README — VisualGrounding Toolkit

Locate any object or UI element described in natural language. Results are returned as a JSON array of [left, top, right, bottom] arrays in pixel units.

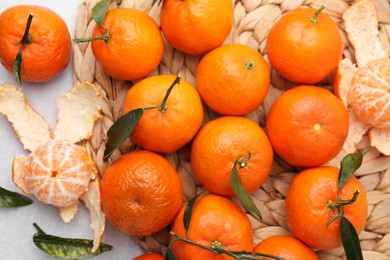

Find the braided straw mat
[[73, 0, 390, 259]]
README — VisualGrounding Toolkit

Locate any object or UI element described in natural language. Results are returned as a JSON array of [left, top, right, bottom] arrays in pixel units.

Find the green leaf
[[338, 151, 364, 191], [340, 217, 363, 260], [33, 223, 112, 259], [183, 193, 201, 238], [103, 108, 144, 160], [230, 167, 261, 219], [165, 246, 176, 260], [92, 0, 111, 26], [0, 186, 33, 207], [13, 48, 23, 85]]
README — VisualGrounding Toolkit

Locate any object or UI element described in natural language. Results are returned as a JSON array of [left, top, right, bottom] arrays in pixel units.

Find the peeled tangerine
[[0, 81, 105, 252]]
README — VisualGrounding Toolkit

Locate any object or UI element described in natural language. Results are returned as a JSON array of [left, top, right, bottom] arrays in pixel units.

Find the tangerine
[[253, 236, 318, 260], [133, 253, 164, 260], [191, 116, 273, 197], [348, 58, 390, 128], [266, 85, 349, 167], [91, 8, 164, 81], [266, 6, 342, 84], [160, 0, 234, 55], [0, 5, 71, 83], [285, 166, 368, 250], [122, 75, 204, 154], [170, 194, 253, 260], [196, 43, 270, 115], [13, 139, 96, 208], [100, 150, 183, 236]]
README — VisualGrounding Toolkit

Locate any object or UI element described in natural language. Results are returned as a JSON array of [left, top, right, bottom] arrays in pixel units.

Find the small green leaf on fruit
[[92, 0, 112, 26], [0, 186, 33, 207], [340, 217, 363, 260], [183, 193, 201, 238], [33, 223, 112, 259], [231, 166, 261, 219], [103, 108, 143, 160], [338, 151, 365, 190], [13, 49, 23, 85], [165, 246, 176, 260]]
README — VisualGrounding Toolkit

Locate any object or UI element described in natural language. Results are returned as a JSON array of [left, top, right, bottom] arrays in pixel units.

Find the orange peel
[[0, 83, 53, 151], [0, 81, 105, 252], [54, 81, 103, 143], [343, 0, 388, 67]]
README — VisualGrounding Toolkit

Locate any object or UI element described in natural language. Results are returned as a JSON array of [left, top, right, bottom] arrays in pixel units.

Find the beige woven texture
[[73, 0, 390, 259]]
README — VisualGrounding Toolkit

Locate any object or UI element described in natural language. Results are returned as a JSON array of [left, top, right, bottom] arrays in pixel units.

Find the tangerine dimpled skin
[[91, 8, 164, 81], [191, 116, 273, 197], [100, 150, 184, 236], [266, 85, 349, 167], [266, 7, 343, 84], [285, 166, 368, 250], [0, 5, 71, 82]]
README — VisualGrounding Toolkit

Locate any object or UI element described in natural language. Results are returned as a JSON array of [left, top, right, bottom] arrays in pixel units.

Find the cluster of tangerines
[[0, 1, 375, 260]]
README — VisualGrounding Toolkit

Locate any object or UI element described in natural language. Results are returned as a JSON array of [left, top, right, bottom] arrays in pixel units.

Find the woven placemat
[[73, 0, 390, 259]]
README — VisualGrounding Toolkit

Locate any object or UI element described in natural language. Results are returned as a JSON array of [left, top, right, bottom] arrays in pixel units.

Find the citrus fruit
[[196, 43, 270, 115], [100, 150, 183, 236], [122, 75, 204, 154], [170, 194, 253, 260], [0, 5, 71, 83], [160, 0, 234, 55], [253, 235, 318, 260], [348, 58, 390, 128], [91, 8, 164, 81], [133, 253, 164, 260], [266, 85, 349, 167], [285, 166, 368, 250], [266, 6, 342, 84], [12, 139, 96, 208], [191, 116, 273, 197]]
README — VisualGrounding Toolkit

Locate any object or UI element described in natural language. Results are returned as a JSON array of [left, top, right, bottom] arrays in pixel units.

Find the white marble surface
[[0, 1, 144, 259]]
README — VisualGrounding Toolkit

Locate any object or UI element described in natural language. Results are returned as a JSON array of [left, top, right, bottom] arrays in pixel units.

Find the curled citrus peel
[[329, 0, 390, 162], [0, 81, 105, 252]]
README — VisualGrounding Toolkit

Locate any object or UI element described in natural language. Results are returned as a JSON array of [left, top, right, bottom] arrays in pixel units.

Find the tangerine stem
[[158, 74, 181, 113], [20, 13, 33, 46], [328, 190, 360, 210], [310, 5, 326, 23], [73, 25, 110, 43], [236, 152, 252, 169]]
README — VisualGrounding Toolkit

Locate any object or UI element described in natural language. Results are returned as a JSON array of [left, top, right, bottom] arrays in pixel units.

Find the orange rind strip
[[0, 84, 53, 152], [54, 81, 103, 143]]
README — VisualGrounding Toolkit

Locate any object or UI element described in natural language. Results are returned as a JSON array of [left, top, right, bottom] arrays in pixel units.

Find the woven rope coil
[[73, 0, 390, 259]]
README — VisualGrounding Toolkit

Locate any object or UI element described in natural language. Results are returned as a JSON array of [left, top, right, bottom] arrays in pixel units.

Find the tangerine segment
[[191, 116, 273, 197], [348, 59, 390, 128], [286, 166, 368, 250], [23, 140, 96, 208], [171, 194, 253, 260], [266, 85, 349, 167]]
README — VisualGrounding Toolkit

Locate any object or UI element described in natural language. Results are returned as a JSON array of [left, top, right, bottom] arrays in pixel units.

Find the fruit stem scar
[[158, 74, 181, 113], [313, 122, 321, 131], [236, 152, 252, 169], [245, 60, 255, 70], [310, 5, 326, 23]]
